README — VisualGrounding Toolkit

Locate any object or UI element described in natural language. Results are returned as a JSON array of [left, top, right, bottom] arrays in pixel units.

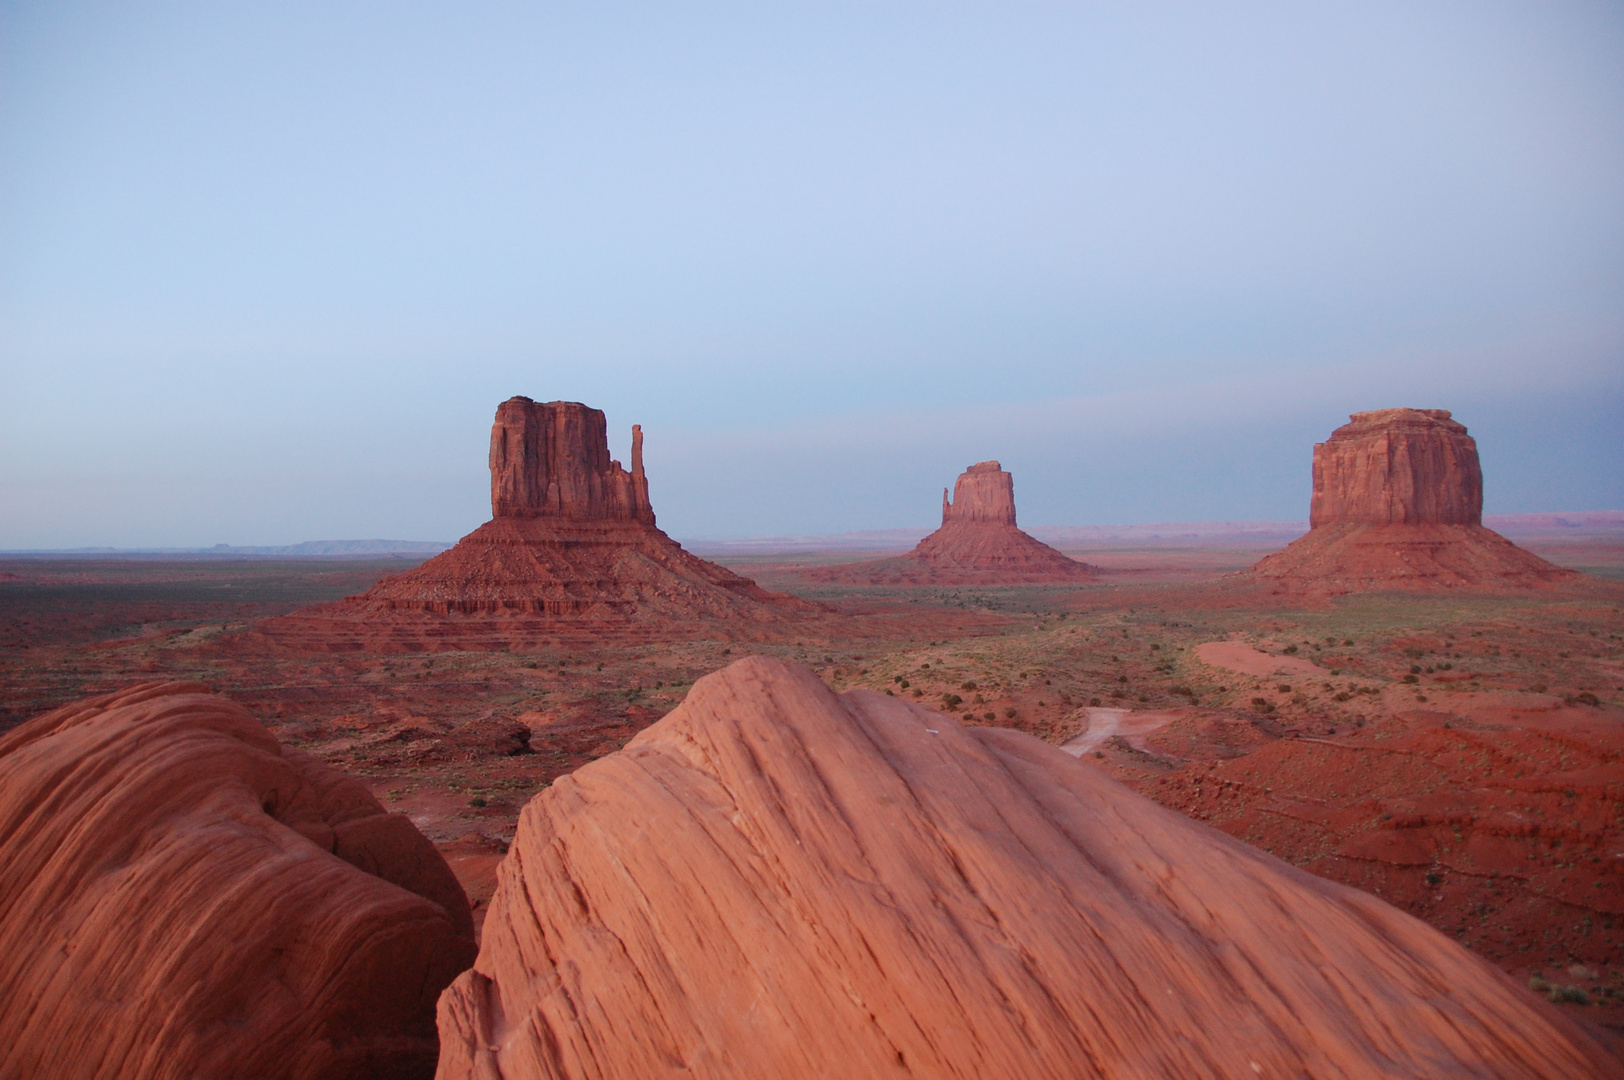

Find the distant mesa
[[232, 397, 816, 651], [435, 656, 1615, 1080], [1249, 408, 1574, 592], [0, 682, 474, 1080], [812, 460, 1098, 585]]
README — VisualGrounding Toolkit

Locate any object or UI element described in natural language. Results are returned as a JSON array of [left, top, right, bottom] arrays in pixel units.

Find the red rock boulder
[[0, 682, 476, 1080], [435, 657, 1616, 1080]]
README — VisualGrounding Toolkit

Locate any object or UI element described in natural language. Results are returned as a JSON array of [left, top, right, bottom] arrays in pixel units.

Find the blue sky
[[3, 2, 1620, 546]]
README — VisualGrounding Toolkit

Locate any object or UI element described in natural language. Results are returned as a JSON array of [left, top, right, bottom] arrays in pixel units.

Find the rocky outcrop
[[815, 461, 1096, 584], [229, 399, 817, 650], [940, 460, 1016, 524], [1310, 409, 1482, 526], [1251, 409, 1573, 593], [435, 657, 1617, 1079], [489, 398, 653, 524], [0, 682, 475, 1080]]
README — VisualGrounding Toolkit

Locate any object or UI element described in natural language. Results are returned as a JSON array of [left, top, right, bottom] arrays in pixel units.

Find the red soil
[[1250, 523, 1576, 594]]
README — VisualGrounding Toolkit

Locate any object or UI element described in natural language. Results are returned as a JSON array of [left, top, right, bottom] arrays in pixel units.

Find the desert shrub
[[468, 796, 487, 808], [911, 688, 922, 697], [1283, 645, 1298, 654], [1403, 674, 1419, 684], [1574, 692, 1601, 706], [1277, 683, 1291, 694], [1410, 664, 1422, 674], [1334, 691, 1352, 702], [1551, 985, 1591, 1005], [1528, 682, 1547, 692], [899, 679, 910, 689], [982, 712, 994, 721], [1089, 697, 1101, 706], [1171, 685, 1195, 698], [1344, 638, 1354, 645], [1118, 674, 1128, 683], [1251, 698, 1275, 713], [942, 693, 962, 708], [1005, 707, 1016, 718], [1425, 872, 1442, 886], [960, 681, 977, 690]]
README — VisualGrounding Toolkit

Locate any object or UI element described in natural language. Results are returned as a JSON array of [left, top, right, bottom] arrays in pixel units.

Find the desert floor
[[3, 536, 1621, 1036]]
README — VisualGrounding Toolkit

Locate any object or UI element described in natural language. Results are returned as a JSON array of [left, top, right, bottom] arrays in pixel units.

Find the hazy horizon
[[4, 3, 1621, 548]]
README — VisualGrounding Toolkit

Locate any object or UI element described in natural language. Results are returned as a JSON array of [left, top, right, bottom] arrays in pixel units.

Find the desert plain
[[4, 515, 1621, 1032]]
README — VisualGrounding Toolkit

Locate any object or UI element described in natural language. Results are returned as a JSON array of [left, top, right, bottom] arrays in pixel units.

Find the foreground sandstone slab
[[0, 682, 477, 1080], [436, 656, 1618, 1079]]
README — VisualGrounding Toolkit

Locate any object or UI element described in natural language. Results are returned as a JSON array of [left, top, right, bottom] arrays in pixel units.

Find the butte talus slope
[[816, 460, 1098, 585], [1250, 408, 1575, 593], [0, 682, 475, 1080], [435, 656, 1617, 1080], [240, 398, 816, 651]]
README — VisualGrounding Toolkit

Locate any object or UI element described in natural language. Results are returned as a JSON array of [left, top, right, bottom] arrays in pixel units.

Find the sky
[[2, 1, 1621, 547]]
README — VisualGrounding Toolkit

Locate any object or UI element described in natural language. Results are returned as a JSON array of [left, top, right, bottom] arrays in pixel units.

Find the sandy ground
[[4, 540, 1623, 1033]]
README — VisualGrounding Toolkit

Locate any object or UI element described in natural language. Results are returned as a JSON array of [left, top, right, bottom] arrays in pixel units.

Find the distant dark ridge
[[0, 539, 453, 559]]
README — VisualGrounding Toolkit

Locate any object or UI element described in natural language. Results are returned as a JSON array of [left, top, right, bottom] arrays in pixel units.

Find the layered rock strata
[[233, 398, 814, 650], [435, 656, 1616, 1080], [815, 461, 1096, 585], [0, 682, 475, 1080], [489, 398, 653, 523], [1251, 409, 1573, 592]]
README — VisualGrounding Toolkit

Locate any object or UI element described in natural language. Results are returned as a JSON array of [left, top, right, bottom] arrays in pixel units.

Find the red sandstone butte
[[816, 461, 1097, 585], [434, 656, 1617, 1080], [0, 682, 476, 1080], [1251, 409, 1574, 593], [233, 398, 815, 651]]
